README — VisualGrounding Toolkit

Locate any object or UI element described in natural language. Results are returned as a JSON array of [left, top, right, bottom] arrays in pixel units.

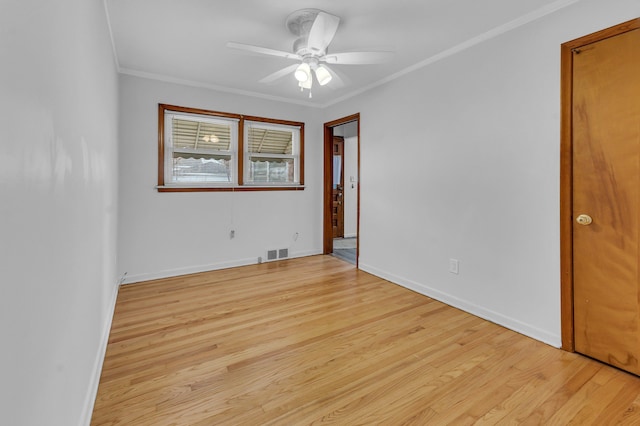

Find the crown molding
[[321, 0, 581, 107], [107, 0, 581, 109]]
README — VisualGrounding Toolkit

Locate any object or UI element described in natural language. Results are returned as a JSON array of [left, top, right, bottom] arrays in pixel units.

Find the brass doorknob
[[576, 214, 593, 226]]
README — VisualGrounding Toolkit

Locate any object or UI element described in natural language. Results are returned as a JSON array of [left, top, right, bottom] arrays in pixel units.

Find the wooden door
[[332, 137, 344, 238], [572, 27, 640, 374]]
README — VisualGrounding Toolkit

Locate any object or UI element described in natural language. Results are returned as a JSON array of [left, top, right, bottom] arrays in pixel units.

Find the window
[[244, 121, 300, 185], [164, 112, 238, 185], [158, 104, 304, 192]]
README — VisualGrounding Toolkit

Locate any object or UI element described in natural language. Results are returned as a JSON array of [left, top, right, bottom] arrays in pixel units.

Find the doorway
[[324, 114, 360, 266], [560, 18, 640, 374]]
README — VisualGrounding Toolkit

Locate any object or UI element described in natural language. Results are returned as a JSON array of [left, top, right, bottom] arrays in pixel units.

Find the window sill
[[156, 185, 306, 192]]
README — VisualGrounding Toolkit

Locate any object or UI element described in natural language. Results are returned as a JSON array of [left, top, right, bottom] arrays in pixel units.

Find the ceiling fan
[[227, 9, 393, 98]]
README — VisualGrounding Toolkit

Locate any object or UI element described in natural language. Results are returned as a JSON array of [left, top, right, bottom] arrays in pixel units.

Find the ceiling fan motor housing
[[287, 9, 327, 57], [293, 37, 325, 57], [286, 9, 322, 36]]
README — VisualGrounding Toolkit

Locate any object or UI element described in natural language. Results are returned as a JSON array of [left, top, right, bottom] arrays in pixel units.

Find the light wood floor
[[92, 255, 640, 425]]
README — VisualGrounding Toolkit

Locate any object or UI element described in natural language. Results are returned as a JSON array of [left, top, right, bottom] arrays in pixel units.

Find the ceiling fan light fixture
[[298, 77, 312, 90], [294, 62, 311, 82], [315, 65, 332, 86]]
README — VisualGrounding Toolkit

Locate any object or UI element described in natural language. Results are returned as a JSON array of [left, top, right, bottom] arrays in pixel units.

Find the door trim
[[560, 18, 640, 351], [323, 113, 360, 265]]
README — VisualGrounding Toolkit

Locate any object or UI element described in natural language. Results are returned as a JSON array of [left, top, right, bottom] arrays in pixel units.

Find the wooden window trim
[[158, 104, 305, 192]]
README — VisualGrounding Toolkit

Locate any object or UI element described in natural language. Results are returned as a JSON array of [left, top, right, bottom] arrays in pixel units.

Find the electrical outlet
[[449, 259, 459, 274]]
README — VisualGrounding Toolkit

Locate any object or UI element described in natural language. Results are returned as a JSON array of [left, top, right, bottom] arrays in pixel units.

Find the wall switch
[[449, 258, 459, 274]]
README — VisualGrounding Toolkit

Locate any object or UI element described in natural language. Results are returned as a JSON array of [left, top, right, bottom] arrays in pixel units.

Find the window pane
[[249, 158, 294, 183], [247, 127, 293, 155], [333, 155, 342, 189], [173, 156, 231, 183], [244, 121, 299, 184], [165, 112, 237, 185], [172, 118, 231, 151]]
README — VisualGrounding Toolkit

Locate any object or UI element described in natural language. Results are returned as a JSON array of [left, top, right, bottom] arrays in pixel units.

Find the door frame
[[323, 113, 360, 265], [559, 18, 640, 352]]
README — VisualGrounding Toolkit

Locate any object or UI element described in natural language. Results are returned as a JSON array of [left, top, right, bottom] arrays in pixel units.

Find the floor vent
[[266, 248, 289, 262], [266, 249, 278, 261]]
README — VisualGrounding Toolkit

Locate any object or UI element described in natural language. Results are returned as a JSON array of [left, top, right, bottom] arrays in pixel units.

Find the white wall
[[343, 136, 359, 238], [0, 1, 119, 425], [117, 75, 323, 283], [323, 0, 639, 347]]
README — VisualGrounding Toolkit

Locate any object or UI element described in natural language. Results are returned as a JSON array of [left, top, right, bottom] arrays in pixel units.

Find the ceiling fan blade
[[259, 64, 300, 84], [226, 42, 301, 60], [322, 51, 394, 65], [307, 11, 340, 53]]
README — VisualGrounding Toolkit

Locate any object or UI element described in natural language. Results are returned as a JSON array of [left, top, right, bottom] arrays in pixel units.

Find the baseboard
[[78, 280, 120, 426], [358, 261, 561, 348], [123, 249, 323, 284]]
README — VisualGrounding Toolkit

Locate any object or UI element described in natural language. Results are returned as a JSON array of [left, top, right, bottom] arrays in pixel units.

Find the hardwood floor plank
[[566, 372, 630, 424], [91, 255, 640, 425], [616, 393, 640, 425], [593, 380, 640, 424], [544, 366, 621, 424]]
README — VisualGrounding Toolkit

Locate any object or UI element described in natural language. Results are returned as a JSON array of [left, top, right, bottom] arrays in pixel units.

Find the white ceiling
[[105, 0, 574, 106]]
